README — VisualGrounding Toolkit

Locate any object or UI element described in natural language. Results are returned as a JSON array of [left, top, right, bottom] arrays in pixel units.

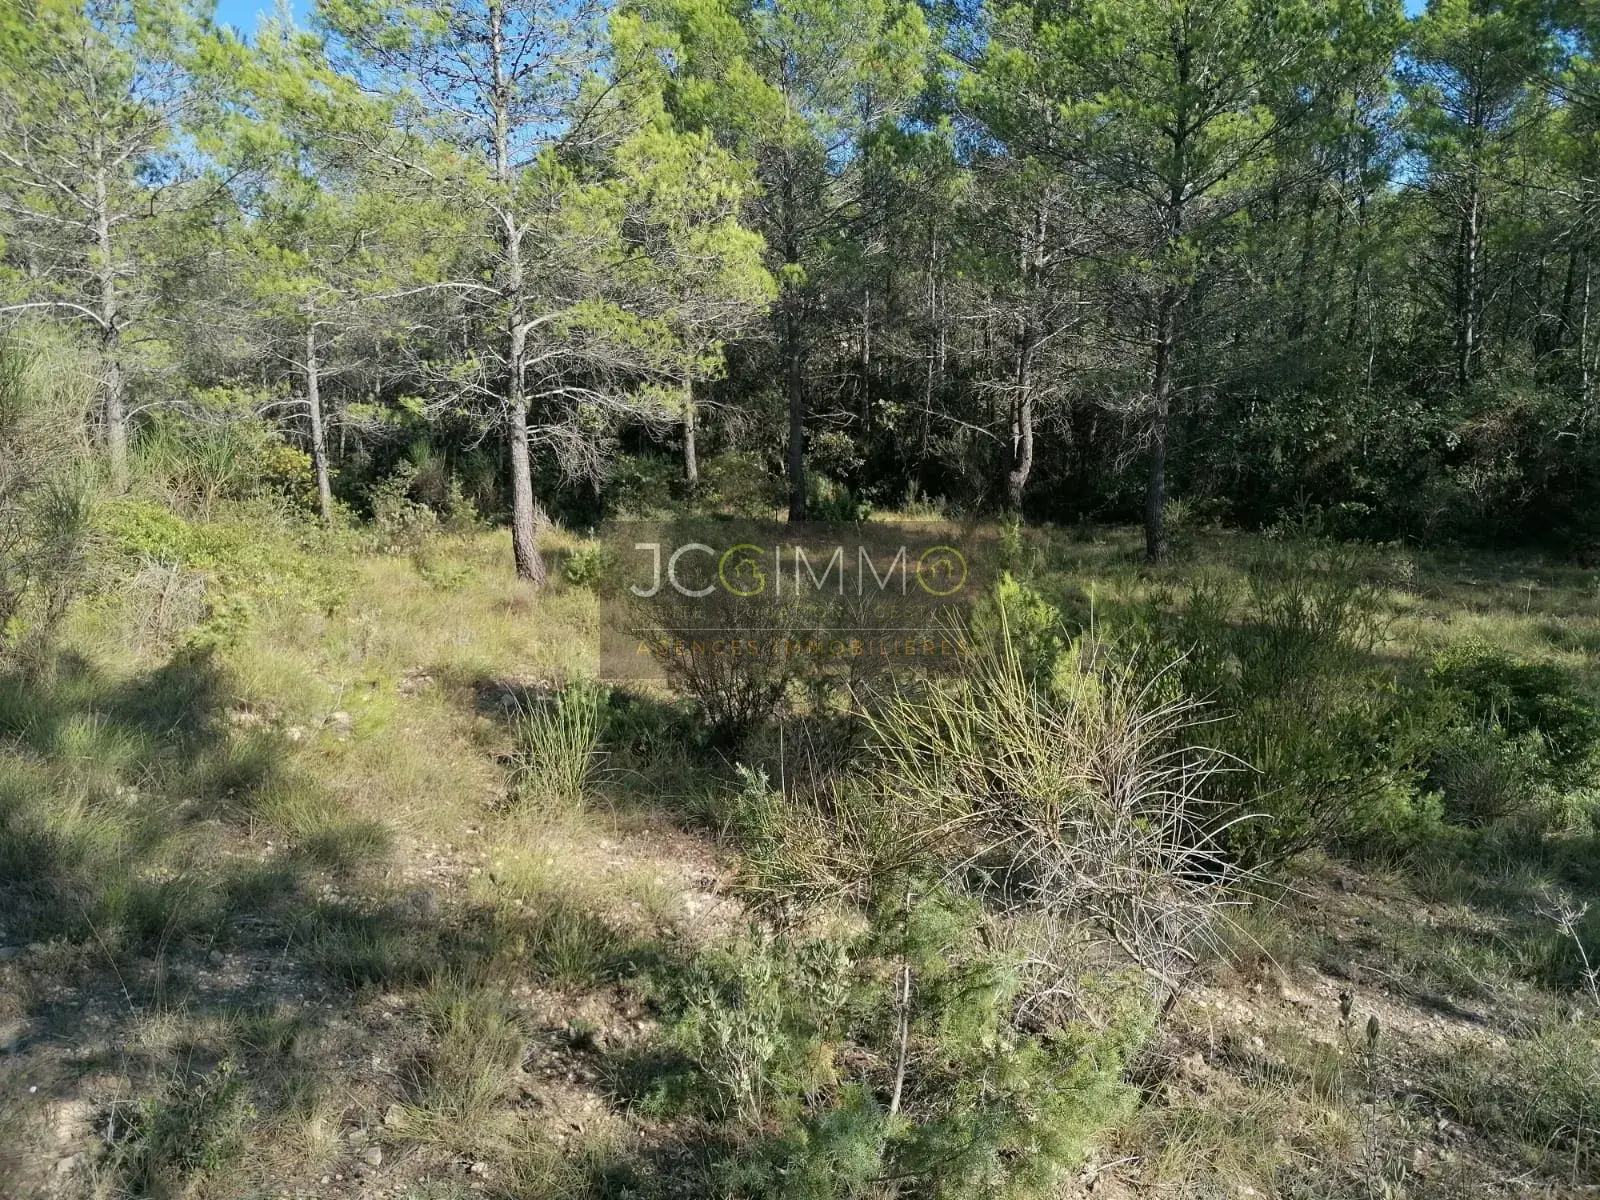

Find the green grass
[[5, 517, 1600, 1199]]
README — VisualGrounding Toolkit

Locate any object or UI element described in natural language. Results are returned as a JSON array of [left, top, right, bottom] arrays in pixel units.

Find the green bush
[[1164, 542, 1440, 862], [96, 498, 347, 646], [367, 460, 439, 552], [699, 450, 784, 517], [805, 473, 871, 524], [658, 889, 1147, 1200], [969, 572, 1064, 687], [133, 404, 316, 517], [634, 587, 806, 746], [562, 539, 614, 589], [1432, 639, 1600, 789], [608, 452, 680, 516], [114, 1058, 255, 1190], [1428, 724, 1551, 829]]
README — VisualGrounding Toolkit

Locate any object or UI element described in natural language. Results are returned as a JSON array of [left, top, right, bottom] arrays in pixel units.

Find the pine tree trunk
[[1146, 290, 1177, 563], [1005, 321, 1035, 511], [491, 0, 543, 585], [507, 317, 546, 586], [306, 324, 334, 525], [94, 155, 127, 492], [1458, 170, 1482, 390], [784, 298, 807, 521], [682, 374, 698, 493]]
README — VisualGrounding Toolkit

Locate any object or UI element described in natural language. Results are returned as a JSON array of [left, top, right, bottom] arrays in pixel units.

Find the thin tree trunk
[[860, 286, 871, 429], [784, 295, 807, 521], [1458, 169, 1482, 390], [103, 355, 127, 491], [1005, 322, 1035, 511], [491, 0, 544, 585], [93, 154, 127, 492], [1292, 183, 1317, 340], [1146, 14, 1188, 564], [507, 318, 546, 586], [682, 374, 698, 492], [305, 323, 333, 524], [1582, 258, 1593, 411], [918, 233, 939, 479], [1146, 289, 1177, 563], [1560, 239, 1579, 350]]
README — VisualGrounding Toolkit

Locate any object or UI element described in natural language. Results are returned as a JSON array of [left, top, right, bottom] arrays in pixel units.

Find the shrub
[[0, 337, 93, 662], [806, 473, 871, 524], [661, 890, 1148, 1200], [634, 587, 807, 746], [1167, 539, 1440, 862], [969, 572, 1063, 687], [872, 630, 1239, 993], [96, 499, 347, 646], [608, 452, 680, 516], [1432, 639, 1600, 790], [1428, 724, 1550, 829], [367, 460, 439, 553], [562, 539, 613, 589], [699, 450, 784, 517], [114, 1059, 255, 1190], [133, 402, 315, 517]]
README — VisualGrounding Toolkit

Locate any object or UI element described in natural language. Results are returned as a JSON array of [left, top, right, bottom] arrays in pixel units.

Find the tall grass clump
[[869, 626, 1244, 1002], [508, 680, 603, 812]]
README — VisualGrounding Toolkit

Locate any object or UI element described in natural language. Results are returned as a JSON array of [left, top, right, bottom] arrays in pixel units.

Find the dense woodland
[[10, 3, 1600, 1199], [5, 0, 1600, 569]]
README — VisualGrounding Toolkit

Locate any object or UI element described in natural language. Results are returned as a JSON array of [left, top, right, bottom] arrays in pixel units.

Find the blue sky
[[213, 0, 311, 37], [213, 0, 1432, 39]]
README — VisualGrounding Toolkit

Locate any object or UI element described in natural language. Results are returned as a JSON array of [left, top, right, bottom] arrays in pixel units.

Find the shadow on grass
[[0, 647, 506, 1196]]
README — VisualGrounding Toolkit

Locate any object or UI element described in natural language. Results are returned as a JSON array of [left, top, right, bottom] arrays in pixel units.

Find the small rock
[[469, 1161, 489, 1176], [54, 1154, 85, 1175], [207, 949, 225, 966], [383, 1103, 404, 1128], [54, 1099, 94, 1141], [362, 1145, 383, 1167]]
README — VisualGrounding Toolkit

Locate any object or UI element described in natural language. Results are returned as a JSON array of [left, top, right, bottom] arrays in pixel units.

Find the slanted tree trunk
[[681, 374, 698, 492], [1005, 319, 1035, 511], [305, 323, 334, 524]]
